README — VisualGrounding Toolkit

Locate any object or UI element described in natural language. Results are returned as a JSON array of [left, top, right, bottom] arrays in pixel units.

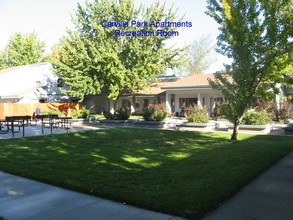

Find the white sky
[[0, 0, 229, 73]]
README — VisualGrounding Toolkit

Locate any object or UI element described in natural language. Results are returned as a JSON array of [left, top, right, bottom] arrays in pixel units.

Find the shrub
[[71, 107, 91, 119], [185, 105, 209, 123], [142, 108, 154, 121], [255, 99, 279, 121], [103, 111, 115, 120], [115, 107, 131, 120], [42, 109, 63, 116], [103, 107, 131, 120], [242, 110, 271, 125], [279, 101, 293, 123], [142, 103, 168, 121]]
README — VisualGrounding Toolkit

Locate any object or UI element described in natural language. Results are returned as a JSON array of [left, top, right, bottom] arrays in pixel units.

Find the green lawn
[[1, 128, 293, 219]]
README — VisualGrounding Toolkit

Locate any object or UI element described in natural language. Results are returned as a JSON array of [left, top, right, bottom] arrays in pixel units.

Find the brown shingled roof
[[131, 81, 173, 96], [162, 73, 216, 89]]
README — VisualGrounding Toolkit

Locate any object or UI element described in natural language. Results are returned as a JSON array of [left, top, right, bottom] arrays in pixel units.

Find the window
[[57, 78, 63, 87]]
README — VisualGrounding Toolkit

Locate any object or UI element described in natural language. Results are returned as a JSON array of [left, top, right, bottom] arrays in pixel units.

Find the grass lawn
[[0, 128, 293, 219]]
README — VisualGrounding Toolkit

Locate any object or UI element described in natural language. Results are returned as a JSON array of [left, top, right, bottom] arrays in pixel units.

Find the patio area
[[0, 123, 99, 139]]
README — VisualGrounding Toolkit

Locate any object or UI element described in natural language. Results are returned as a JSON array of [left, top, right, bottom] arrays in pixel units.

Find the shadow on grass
[[0, 128, 293, 219]]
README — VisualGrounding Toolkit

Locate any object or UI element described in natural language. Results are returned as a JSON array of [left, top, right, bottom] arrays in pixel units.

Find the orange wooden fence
[[0, 103, 81, 119]]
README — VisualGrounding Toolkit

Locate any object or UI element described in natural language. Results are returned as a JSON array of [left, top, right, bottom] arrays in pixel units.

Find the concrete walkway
[[0, 124, 101, 139], [0, 172, 183, 220], [203, 151, 293, 220]]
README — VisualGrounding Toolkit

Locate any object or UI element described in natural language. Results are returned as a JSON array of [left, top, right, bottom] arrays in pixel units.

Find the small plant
[[142, 108, 154, 121], [142, 103, 168, 121], [71, 107, 91, 119], [242, 110, 271, 125], [185, 105, 209, 123], [115, 107, 131, 120], [255, 99, 279, 121], [103, 111, 115, 120], [103, 107, 131, 120], [43, 109, 63, 116]]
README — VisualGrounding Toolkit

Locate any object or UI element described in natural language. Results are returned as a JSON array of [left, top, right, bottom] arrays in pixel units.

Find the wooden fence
[[0, 103, 81, 119]]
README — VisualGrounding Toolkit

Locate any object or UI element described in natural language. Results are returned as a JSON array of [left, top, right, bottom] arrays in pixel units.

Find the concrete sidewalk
[[0, 172, 184, 220], [203, 151, 293, 220]]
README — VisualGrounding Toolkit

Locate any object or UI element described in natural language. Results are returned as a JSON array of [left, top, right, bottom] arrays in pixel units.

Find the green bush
[[142, 108, 154, 121], [103, 107, 131, 120], [279, 101, 292, 123], [142, 103, 168, 121], [116, 107, 131, 120], [42, 109, 63, 116], [71, 107, 91, 119], [185, 105, 209, 123], [242, 110, 271, 125]]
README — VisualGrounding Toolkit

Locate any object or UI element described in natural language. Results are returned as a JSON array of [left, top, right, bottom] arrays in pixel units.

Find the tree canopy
[[206, 0, 293, 140], [51, 0, 185, 101], [0, 32, 46, 69]]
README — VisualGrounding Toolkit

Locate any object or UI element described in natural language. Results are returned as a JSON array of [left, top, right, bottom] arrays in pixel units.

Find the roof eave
[[162, 86, 212, 90]]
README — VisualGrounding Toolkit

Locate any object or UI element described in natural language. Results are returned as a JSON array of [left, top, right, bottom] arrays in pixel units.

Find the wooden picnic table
[[36, 115, 59, 134], [58, 116, 72, 132], [0, 119, 9, 134], [36, 115, 72, 134], [5, 115, 31, 138]]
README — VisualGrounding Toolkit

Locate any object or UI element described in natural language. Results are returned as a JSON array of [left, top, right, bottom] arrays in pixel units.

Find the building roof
[[141, 81, 174, 95], [130, 73, 224, 96], [0, 66, 22, 75], [161, 73, 216, 89], [123, 80, 177, 97]]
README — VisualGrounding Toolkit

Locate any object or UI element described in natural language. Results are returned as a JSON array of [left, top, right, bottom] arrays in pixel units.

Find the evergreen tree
[[206, 0, 292, 140], [52, 0, 184, 101], [0, 32, 46, 69]]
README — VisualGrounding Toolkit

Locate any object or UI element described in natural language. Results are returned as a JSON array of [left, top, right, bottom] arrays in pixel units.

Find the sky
[[0, 0, 229, 73]]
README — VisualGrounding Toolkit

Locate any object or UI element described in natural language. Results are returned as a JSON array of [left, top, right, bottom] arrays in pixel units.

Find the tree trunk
[[231, 118, 241, 140]]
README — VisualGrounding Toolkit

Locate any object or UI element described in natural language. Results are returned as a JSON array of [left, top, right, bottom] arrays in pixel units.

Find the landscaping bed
[[0, 128, 293, 219], [176, 122, 215, 131], [227, 124, 272, 134]]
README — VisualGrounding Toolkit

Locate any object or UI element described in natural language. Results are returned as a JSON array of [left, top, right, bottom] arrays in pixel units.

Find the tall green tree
[[187, 35, 215, 75], [0, 32, 46, 69], [52, 0, 184, 101], [206, 0, 292, 140]]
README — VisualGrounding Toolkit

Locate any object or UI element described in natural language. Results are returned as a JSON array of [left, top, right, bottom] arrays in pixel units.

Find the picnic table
[[36, 115, 72, 134], [3, 116, 32, 137], [0, 119, 9, 134], [0, 115, 72, 137]]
